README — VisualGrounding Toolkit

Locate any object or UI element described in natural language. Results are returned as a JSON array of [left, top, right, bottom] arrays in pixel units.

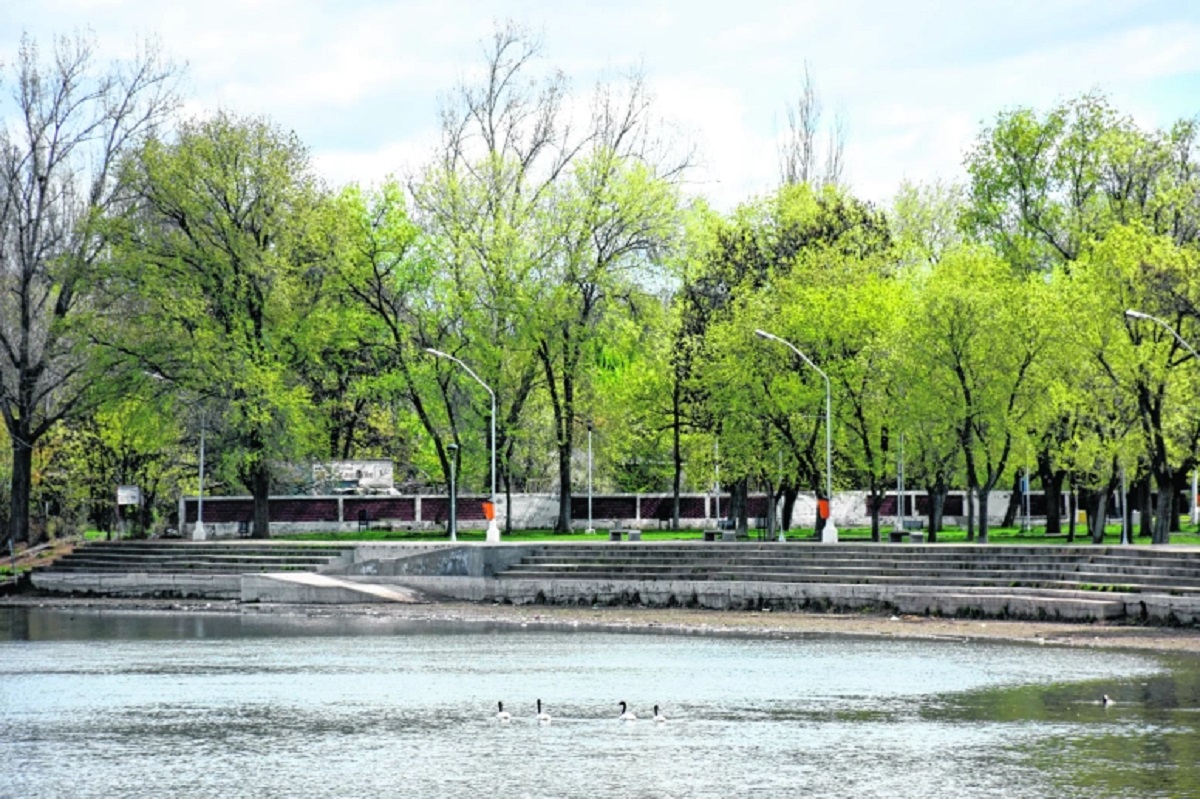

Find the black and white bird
[[618, 701, 637, 721], [536, 699, 552, 723], [653, 704, 667, 723], [496, 701, 511, 721]]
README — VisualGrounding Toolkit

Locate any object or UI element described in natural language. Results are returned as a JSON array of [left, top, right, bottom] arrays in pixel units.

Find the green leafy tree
[[106, 112, 328, 537]]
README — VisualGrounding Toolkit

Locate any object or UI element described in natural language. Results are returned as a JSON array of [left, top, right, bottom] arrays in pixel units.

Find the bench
[[609, 529, 641, 542], [704, 529, 746, 542]]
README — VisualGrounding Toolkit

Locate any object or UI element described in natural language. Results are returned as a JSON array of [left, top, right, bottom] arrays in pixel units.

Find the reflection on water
[[1, 607, 1199, 798]]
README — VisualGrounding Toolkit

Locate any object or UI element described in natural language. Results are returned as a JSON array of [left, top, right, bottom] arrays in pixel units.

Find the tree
[[537, 150, 681, 532], [0, 33, 179, 544], [106, 112, 328, 537], [412, 23, 685, 533], [905, 245, 1052, 541], [777, 63, 844, 188]]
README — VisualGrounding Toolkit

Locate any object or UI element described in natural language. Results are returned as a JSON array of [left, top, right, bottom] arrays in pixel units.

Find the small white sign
[[117, 485, 141, 505]]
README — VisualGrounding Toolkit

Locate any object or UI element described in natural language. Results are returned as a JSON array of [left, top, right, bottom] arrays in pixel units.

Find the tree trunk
[[1137, 475, 1153, 538], [731, 478, 748, 535], [977, 486, 991, 543], [1001, 472, 1022, 528], [926, 488, 945, 544], [1152, 471, 1172, 544], [1042, 467, 1066, 536], [1066, 486, 1077, 543], [868, 484, 882, 543], [555, 434, 573, 534], [251, 458, 271, 539], [8, 438, 33, 545], [781, 484, 798, 530], [966, 486, 976, 542], [1088, 490, 1109, 543]]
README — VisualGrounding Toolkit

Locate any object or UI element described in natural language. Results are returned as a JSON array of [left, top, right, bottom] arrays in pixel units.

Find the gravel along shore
[[5, 596, 1200, 654]]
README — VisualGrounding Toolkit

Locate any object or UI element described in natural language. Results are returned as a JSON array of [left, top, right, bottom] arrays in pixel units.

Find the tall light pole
[[447, 442, 458, 542], [194, 419, 207, 540], [426, 349, 499, 542], [893, 433, 905, 535], [755, 329, 837, 542], [586, 421, 594, 534], [1126, 309, 1200, 535]]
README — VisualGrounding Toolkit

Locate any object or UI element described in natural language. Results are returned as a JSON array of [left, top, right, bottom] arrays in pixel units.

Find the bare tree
[[0, 33, 179, 544], [778, 64, 845, 188], [411, 22, 689, 533]]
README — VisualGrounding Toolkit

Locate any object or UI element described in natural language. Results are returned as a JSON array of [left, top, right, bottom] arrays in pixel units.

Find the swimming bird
[[496, 701, 511, 721], [618, 701, 637, 721], [1102, 694, 1115, 706], [536, 699, 552, 723], [653, 704, 666, 723]]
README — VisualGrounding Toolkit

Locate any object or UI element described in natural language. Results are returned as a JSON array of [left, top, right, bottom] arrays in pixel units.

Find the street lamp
[[755, 329, 838, 542], [1126, 309, 1200, 530], [426, 348, 499, 542], [586, 421, 595, 534], [447, 442, 459, 542], [194, 421, 207, 540]]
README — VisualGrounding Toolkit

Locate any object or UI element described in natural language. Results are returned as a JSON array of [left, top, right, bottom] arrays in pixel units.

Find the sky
[[3, 0, 1199, 208]]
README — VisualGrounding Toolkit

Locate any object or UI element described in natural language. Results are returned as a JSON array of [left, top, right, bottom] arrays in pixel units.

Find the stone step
[[507, 558, 1200, 584], [890, 591, 1127, 621], [518, 547, 1200, 568], [496, 566, 1200, 594], [54, 554, 337, 567], [515, 552, 1200, 574]]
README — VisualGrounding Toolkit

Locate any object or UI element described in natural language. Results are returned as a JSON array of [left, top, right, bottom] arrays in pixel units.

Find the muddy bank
[[5, 594, 1200, 654]]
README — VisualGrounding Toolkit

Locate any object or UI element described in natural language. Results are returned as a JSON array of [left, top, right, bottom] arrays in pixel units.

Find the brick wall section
[[343, 498, 416, 522], [422, 497, 489, 523]]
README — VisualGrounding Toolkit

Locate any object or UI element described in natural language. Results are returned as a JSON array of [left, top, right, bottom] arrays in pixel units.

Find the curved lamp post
[[447, 442, 458, 542], [426, 349, 499, 542], [1125, 309, 1200, 531], [586, 421, 595, 534], [755, 329, 838, 542]]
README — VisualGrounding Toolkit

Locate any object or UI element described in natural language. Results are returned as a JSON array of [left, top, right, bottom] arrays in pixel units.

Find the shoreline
[[6, 595, 1200, 654]]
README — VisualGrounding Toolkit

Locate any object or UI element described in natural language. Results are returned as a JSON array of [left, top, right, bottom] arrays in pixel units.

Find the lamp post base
[[486, 519, 500, 543], [822, 521, 838, 543], [193, 522, 207, 541]]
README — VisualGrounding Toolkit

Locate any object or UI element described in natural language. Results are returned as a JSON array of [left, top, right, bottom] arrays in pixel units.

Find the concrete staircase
[[31, 540, 356, 599], [493, 543, 1200, 622]]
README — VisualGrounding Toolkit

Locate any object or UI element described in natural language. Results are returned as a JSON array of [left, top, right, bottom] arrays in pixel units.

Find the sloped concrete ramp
[[241, 573, 428, 604]]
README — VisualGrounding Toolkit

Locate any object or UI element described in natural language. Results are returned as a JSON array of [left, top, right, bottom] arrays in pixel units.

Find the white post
[[1121, 466, 1129, 545], [894, 433, 904, 534], [448, 443, 458, 542], [1023, 466, 1031, 532], [1193, 469, 1198, 527], [193, 423, 207, 540], [714, 438, 721, 523]]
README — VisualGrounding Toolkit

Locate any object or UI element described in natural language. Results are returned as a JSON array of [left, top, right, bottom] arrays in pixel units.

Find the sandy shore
[[6, 594, 1200, 654]]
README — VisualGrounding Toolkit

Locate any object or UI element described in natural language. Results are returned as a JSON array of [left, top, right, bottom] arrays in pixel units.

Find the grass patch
[[273, 522, 1200, 546]]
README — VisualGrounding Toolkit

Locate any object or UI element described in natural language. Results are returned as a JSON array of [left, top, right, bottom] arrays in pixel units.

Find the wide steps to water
[[497, 543, 1200, 597], [35, 541, 354, 576]]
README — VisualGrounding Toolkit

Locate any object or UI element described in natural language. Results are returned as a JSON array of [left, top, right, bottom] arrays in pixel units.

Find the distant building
[[312, 460, 396, 495]]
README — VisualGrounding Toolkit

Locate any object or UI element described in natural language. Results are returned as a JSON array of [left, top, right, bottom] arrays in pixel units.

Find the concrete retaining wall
[[31, 571, 242, 599]]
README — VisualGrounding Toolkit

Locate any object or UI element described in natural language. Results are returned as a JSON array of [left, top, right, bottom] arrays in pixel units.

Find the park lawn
[[276, 524, 1200, 546]]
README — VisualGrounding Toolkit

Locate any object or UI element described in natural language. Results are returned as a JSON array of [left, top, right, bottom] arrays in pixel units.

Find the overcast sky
[[3, 0, 1198, 208]]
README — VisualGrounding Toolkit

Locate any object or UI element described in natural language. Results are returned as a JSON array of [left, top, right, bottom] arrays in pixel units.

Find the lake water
[[2, 608, 1200, 798]]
